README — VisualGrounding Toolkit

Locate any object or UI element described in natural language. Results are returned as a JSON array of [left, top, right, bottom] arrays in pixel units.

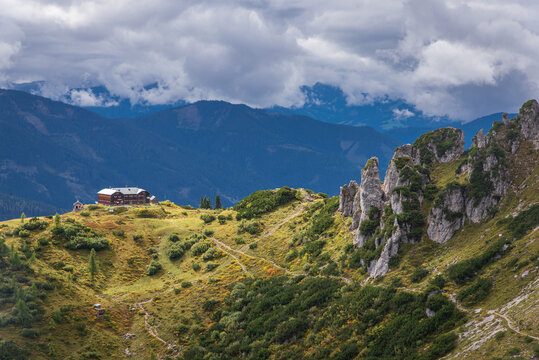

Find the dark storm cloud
[[0, 0, 538, 119]]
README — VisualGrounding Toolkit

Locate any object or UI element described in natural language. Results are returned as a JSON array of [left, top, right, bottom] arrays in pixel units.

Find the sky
[[0, 0, 538, 120]]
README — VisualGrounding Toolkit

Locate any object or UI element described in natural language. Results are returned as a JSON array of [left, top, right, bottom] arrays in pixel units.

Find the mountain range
[[0, 89, 398, 219]]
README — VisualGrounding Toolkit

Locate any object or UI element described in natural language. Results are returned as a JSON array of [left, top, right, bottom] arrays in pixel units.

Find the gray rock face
[[383, 144, 420, 195], [427, 187, 465, 243], [369, 224, 402, 278], [338, 181, 359, 217], [355, 158, 384, 247], [472, 129, 487, 149], [519, 100, 539, 149]]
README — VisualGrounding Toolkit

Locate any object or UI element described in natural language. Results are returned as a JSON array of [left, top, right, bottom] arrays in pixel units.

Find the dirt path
[[135, 296, 182, 357], [212, 239, 251, 276], [488, 310, 539, 341]]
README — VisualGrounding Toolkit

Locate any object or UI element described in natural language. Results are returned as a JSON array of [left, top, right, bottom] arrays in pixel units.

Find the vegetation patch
[[234, 187, 297, 220]]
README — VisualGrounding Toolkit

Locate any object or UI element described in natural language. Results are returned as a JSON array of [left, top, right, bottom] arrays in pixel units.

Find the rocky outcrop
[[338, 181, 359, 217], [382, 144, 420, 195], [413, 128, 465, 166], [518, 100, 539, 149], [355, 158, 384, 247], [338, 103, 538, 277], [427, 185, 465, 243]]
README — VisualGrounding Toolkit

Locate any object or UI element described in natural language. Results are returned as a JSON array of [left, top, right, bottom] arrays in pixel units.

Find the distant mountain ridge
[[0, 89, 398, 219]]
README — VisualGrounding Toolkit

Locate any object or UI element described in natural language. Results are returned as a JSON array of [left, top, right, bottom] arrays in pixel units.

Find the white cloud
[[0, 0, 538, 119], [393, 108, 415, 119]]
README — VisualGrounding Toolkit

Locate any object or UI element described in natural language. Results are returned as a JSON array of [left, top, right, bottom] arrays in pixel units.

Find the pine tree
[[88, 248, 98, 281], [15, 299, 32, 326], [20, 212, 25, 224], [215, 194, 222, 209], [54, 213, 61, 227]]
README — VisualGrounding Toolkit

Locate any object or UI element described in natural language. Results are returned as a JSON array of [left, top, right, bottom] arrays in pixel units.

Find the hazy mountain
[[0, 89, 398, 219]]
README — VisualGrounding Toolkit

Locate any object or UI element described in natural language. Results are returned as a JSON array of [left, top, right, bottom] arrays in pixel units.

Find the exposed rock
[[518, 99, 539, 149], [427, 186, 465, 243], [413, 128, 465, 166], [426, 308, 435, 318], [355, 158, 384, 247], [369, 225, 402, 277], [382, 144, 420, 195], [338, 181, 359, 217], [472, 129, 487, 149]]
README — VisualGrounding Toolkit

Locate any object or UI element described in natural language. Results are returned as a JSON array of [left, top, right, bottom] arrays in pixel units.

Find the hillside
[[0, 89, 398, 220], [0, 100, 536, 359]]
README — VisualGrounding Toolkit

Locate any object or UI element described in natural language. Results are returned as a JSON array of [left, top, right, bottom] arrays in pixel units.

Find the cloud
[[0, 0, 538, 120], [393, 108, 415, 120]]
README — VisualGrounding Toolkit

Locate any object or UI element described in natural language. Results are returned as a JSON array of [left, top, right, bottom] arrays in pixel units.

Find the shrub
[[238, 221, 263, 235], [181, 281, 192, 288], [202, 248, 219, 261], [234, 187, 297, 220], [233, 237, 245, 245], [112, 230, 125, 237], [132, 235, 143, 242], [0, 339, 29, 359], [168, 233, 180, 242], [200, 214, 216, 224], [37, 237, 49, 246], [64, 236, 109, 251], [167, 243, 187, 260], [507, 204, 539, 239], [20, 328, 40, 338], [202, 299, 219, 312], [410, 268, 429, 283], [203, 229, 214, 237], [87, 205, 101, 210], [146, 260, 162, 276], [18, 230, 30, 238], [448, 238, 509, 284], [249, 243, 258, 249], [192, 263, 201, 271], [205, 262, 218, 271], [192, 241, 211, 256], [457, 277, 492, 305], [80, 211, 90, 217]]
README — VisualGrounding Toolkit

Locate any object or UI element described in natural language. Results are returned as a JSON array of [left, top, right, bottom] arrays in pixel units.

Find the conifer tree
[[20, 212, 25, 223], [215, 194, 222, 209], [54, 213, 61, 228], [88, 248, 98, 281], [15, 298, 32, 326]]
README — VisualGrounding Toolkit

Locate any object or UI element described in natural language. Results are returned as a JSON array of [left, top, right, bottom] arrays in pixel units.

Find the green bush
[[132, 234, 143, 242], [181, 281, 192, 288], [192, 263, 201, 271], [234, 187, 297, 220], [410, 268, 429, 283], [202, 248, 220, 261], [64, 236, 109, 251], [80, 211, 90, 217], [233, 237, 245, 245], [167, 243, 187, 260], [205, 262, 218, 271], [168, 233, 180, 242], [238, 221, 263, 235], [20, 328, 40, 338], [200, 214, 216, 224], [146, 260, 162, 276], [0, 339, 29, 359], [192, 241, 212, 256], [507, 204, 539, 239], [112, 230, 125, 237], [457, 277, 492, 305], [448, 238, 508, 284], [203, 229, 214, 237], [249, 243, 258, 249]]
